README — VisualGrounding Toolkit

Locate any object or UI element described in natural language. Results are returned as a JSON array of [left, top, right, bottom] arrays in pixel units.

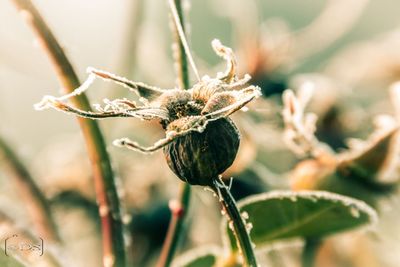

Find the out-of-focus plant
[[0, 136, 59, 243], [326, 29, 400, 88], [286, 82, 400, 206], [3, 0, 394, 267], [278, 81, 400, 267], [10, 0, 126, 266], [212, 0, 369, 97]]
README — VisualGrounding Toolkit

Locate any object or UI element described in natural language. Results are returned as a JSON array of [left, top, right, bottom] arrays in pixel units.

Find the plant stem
[[156, 184, 191, 267], [301, 238, 321, 267], [10, 1, 126, 266], [169, 0, 190, 90], [212, 176, 258, 267], [156, 1, 192, 267], [0, 136, 60, 243]]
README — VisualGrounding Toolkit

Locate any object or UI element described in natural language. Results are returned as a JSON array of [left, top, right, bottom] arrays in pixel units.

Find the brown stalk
[[10, 1, 126, 266]]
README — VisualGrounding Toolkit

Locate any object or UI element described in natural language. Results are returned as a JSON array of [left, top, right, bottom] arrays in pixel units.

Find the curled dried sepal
[[34, 70, 96, 110], [87, 67, 167, 102], [35, 95, 169, 120], [112, 116, 208, 154], [202, 87, 261, 118], [212, 39, 237, 83], [282, 82, 332, 158]]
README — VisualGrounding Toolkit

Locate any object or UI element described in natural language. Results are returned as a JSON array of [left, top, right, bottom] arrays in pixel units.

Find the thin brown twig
[[0, 136, 60, 243], [10, 1, 126, 266]]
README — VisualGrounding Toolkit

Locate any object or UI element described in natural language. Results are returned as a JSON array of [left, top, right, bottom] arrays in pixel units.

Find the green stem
[[170, 0, 190, 90], [212, 177, 258, 267], [10, 1, 126, 266], [301, 238, 321, 267], [156, 1, 192, 267], [0, 136, 60, 243]]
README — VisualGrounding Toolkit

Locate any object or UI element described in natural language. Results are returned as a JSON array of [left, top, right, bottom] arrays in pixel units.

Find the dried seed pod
[[34, 40, 261, 187], [164, 118, 240, 186]]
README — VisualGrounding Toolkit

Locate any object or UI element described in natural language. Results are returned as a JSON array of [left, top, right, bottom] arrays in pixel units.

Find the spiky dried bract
[[35, 40, 261, 185]]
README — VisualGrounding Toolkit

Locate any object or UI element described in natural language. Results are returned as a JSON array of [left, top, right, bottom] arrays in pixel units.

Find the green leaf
[[172, 246, 220, 267], [223, 190, 377, 250]]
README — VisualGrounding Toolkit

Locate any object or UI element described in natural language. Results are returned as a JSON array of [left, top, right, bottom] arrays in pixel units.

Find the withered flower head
[[35, 39, 261, 186]]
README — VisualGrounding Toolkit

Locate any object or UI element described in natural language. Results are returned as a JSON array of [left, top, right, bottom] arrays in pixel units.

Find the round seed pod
[[164, 118, 240, 186]]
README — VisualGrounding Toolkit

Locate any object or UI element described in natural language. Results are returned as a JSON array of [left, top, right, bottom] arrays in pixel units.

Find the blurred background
[[1, 0, 400, 266]]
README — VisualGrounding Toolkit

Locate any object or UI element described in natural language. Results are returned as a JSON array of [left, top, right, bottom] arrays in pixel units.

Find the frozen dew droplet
[[241, 211, 249, 220], [237, 253, 244, 264], [229, 221, 235, 231], [290, 195, 297, 202], [139, 97, 148, 104], [307, 196, 317, 203], [349, 205, 360, 218], [99, 205, 110, 217], [221, 209, 227, 216], [241, 106, 249, 112], [251, 242, 256, 249], [122, 214, 132, 224], [103, 254, 115, 267], [246, 222, 253, 233]]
